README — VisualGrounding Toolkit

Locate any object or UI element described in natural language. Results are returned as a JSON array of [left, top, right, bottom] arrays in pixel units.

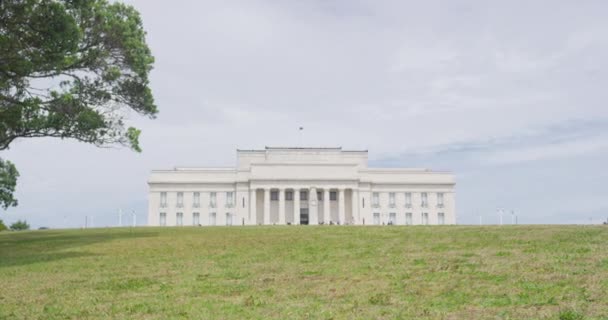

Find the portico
[[249, 186, 357, 225]]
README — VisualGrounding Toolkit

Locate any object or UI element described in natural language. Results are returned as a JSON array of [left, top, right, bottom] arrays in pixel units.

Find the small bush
[[0, 219, 7, 232], [558, 309, 584, 320], [10, 220, 29, 231]]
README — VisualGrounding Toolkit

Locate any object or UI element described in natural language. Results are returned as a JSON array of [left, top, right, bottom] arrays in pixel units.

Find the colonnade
[[249, 187, 358, 225]]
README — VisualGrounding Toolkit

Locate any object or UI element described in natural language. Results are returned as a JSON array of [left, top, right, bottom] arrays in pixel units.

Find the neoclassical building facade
[[147, 147, 456, 226]]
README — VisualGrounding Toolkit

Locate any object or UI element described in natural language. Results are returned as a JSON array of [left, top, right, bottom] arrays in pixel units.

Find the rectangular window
[[330, 191, 337, 201], [209, 192, 217, 208], [317, 191, 323, 201], [193, 192, 200, 208], [209, 212, 216, 226], [437, 193, 444, 208], [404, 192, 412, 208], [389, 192, 396, 207], [226, 192, 234, 207], [193, 212, 200, 225], [285, 191, 293, 201], [160, 192, 167, 208], [405, 212, 412, 225], [372, 192, 379, 207], [421, 212, 429, 225], [176, 192, 184, 208], [373, 212, 380, 225], [389, 212, 396, 225], [300, 191, 308, 201], [226, 213, 233, 226], [176, 212, 183, 226], [242, 197, 245, 208], [421, 192, 428, 208], [362, 198, 365, 208], [270, 191, 279, 201], [159, 212, 167, 226], [438, 212, 445, 225]]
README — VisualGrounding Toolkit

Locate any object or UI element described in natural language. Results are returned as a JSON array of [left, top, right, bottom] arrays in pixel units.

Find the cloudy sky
[[3, 0, 608, 228]]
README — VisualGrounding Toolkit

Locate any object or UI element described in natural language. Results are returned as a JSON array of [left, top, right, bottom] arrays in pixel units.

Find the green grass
[[0, 226, 607, 319]]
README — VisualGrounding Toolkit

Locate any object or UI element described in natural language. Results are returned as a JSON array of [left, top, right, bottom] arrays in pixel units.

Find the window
[[389, 192, 396, 207], [242, 197, 245, 208], [437, 193, 444, 208], [405, 212, 412, 225], [421, 212, 429, 225], [209, 192, 217, 208], [373, 212, 380, 225], [226, 213, 233, 226], [404, 192, 412, 208], [271, 191, 279, 201], [193, 192, 200, 208], [438, 212, 445, 225], [160, 192, 167, 208], [421, 192, 428, 208], [193, 212, 200, 225], [317, 191, 323, 201], [330, 191, 337, 201], [300, 191, 308, 201], [209, 212, 216, 226], [372, 192, 379, 207], [389, 212, 396, 225], [176, 192, 184, 208], [285, 191, 293, 201], [159, 212, 167, 226], [176, 212, 183, 226], [362, 198, 365, 208], [226, 192, 234, 207]]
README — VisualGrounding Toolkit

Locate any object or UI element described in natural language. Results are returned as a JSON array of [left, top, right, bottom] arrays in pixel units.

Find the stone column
[[278, 188, 285, 225], [324, 189, 331, 224], [338, 188, 345, 224], [351, 188, 358, 225], [249, 188, 257, 225], [309, 187, 318, 225], [294, 189, 300, 225], [263, 188, 270, 225]]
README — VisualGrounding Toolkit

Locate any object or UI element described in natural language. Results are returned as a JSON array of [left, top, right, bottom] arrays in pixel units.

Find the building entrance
[[300, 208, 309, 225]]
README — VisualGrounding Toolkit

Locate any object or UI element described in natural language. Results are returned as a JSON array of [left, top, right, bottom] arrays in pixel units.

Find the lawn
[[0, 226, 607, 319]]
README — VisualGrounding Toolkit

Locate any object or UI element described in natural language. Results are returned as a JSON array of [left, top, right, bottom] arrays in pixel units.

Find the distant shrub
[[10, 220, 29, 231], [558, 309, 585, 320], [0, 219, 7, 232]]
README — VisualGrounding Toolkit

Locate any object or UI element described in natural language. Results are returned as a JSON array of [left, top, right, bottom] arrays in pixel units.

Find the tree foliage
[[0, 158, 19, 209], [10, 219, 29, 231], [0, 219, 8, 231], [0, 0, 156, 209]]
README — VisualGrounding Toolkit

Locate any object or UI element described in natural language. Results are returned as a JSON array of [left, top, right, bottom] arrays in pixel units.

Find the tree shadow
[[0, 229, 159, 268]]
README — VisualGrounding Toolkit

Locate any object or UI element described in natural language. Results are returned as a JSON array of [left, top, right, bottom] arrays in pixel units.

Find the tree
[[10, 219, 29, 231], [0, 158, 19, 209], [0, 219, 8, 231], [0, 0, 157, 209]]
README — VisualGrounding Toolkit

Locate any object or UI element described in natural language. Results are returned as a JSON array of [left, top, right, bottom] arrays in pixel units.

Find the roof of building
[[236, 146, 368, 152]]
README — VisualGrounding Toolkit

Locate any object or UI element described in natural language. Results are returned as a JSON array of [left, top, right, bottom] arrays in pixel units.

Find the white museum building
[[147, 147, 456, 226]]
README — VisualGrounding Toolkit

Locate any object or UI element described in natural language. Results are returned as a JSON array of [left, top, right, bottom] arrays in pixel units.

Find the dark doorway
[[300, 208, 309, 225]]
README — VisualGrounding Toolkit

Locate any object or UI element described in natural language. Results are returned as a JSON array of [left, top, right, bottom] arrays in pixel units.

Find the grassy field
[[0, 226, 607, 319]]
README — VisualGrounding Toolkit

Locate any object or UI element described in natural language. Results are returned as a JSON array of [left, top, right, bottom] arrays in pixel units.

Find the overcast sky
[[3, 0, 608, 228]]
